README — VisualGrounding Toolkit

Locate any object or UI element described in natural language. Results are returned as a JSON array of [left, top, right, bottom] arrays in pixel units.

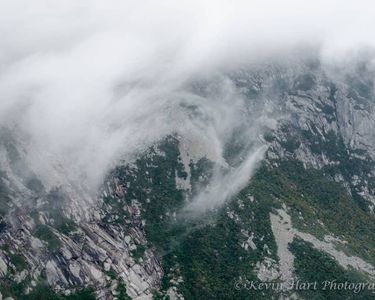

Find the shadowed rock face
[[1, 57, 375, 299]]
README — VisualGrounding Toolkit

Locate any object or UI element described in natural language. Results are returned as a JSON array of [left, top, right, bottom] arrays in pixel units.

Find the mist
[[1, 0, 375, 211], [183, 145, 268, 216]]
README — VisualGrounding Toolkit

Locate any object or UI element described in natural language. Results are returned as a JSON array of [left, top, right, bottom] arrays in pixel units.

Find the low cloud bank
[[0, 0, 374, 210]]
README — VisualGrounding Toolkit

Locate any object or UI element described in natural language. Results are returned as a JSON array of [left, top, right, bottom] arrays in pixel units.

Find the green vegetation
[[108, 136, 187, 252], [281, 125, 374, 212], [100, 129, 375, 298], [290, 238, 374, 299], [281, 135, 301, 153], [252, 159, 375, 263], [9, 253, 27, 271], [1, 244, 28, 273], [131, 244, 147, 262], [64, 288, 96, 300], [117, 281, 132, 300], [0, 276, 96, 300], [49, 210, 77, 235], [160, 208, 275, 300], [34, 224, 61, 252], [103, 136, 279, 299], [26, 286, 96, 300]]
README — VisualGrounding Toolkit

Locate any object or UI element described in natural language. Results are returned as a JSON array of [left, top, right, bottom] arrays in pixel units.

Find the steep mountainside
[[1, 57, 375, 299]]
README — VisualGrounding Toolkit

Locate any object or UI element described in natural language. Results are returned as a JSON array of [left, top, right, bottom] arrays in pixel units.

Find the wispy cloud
[[0, 0, 374, 204]]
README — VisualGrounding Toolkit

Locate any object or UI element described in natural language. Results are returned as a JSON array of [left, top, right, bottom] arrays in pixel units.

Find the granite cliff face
[[1, 56, 375, 299]]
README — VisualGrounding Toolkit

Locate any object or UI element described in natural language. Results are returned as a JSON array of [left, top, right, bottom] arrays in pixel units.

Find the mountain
[[1, 56, 375, 299]]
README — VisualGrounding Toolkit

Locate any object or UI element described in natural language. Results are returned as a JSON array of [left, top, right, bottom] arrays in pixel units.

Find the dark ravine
[[1, 57, 375, 299]]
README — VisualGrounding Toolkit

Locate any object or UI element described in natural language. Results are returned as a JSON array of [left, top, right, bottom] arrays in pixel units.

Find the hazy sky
[[0, 0, 374, 207]]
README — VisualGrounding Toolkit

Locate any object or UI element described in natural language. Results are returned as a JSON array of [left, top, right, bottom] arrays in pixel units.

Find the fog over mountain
[[2, 1, 375, 299], [1, 1, 374, 193]]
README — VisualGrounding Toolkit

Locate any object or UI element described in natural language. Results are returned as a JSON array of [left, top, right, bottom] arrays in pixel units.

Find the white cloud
[[0, 0, 374, 207]]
